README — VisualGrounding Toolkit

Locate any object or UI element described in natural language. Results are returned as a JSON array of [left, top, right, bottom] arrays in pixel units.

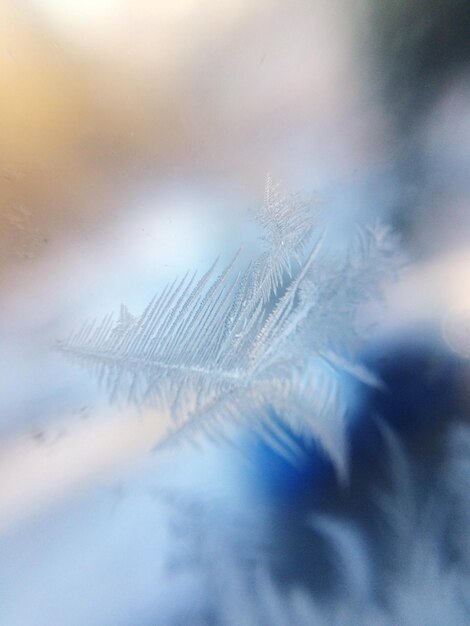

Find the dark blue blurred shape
[[244, 326, 468, 592], [251, 326, 466, 507], [245, 408, 337, 508]]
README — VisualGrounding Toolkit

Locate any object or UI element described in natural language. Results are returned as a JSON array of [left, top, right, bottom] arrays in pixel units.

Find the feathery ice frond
[[58, 179, 397, 470], [61, 252, 244, 418], [253, 175, 316, 301]]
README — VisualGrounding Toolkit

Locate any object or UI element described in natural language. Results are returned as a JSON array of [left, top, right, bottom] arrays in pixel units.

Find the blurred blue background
[[0, 1, 469, 624]]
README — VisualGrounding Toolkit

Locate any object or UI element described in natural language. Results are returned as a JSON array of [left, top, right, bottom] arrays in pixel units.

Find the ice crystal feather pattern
[[58, 178, 396, 468]]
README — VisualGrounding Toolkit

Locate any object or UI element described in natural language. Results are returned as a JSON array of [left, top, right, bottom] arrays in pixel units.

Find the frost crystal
[[58, 179, 396, 470]]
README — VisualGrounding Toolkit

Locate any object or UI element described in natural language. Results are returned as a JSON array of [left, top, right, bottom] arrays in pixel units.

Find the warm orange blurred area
[[0, 0, 192, 270]]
